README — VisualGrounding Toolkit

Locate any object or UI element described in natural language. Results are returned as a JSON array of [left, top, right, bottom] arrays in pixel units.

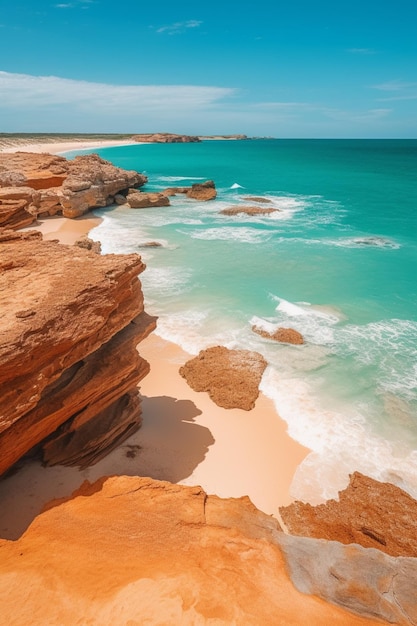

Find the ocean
[[67, 139, 417, 503]]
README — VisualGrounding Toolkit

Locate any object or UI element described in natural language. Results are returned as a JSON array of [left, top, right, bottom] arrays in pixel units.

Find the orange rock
[[280, 472, 417, 557], [187, 180, 217, 201], [0, 475, 378, 625], [243, 196, 272, 203], [0, 152, 147, 222], [126, 190, 170, 208], [252, 325, 305, 344], [0, 198, 36, 229], [132, 132, 201, 143], [179, 345, 267, 410], [161, 186, 189, 196], [0, 234, 156, 475]]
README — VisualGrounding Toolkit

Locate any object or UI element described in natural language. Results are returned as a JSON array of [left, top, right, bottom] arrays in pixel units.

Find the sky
[[0, 0, 416, 137]]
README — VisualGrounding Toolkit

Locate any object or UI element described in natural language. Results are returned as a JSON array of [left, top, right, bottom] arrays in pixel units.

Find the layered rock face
[[0, 475, 377, 626], [0, 152, 147, 222], [0, 230, 155, 474], [280, 472, 417, 558], [179, 346, 267, 410]]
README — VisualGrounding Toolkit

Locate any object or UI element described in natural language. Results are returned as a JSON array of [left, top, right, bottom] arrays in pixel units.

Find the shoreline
[[0, 212, 308, 539], [0, 138, 139, 155], [0, 135, 251, 156]]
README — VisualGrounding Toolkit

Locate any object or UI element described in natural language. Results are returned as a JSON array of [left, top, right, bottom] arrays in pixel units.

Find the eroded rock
[[187, 180, 217, 201], [0, 152, 147, 223], [278, 533, 417, 626], [0, 475, 377, 625], [252, 325, 305, 344], [0, 234, 156, 474], [126, 190, 170, 208], [280, 472, 417, 558], [179, 346, 267, 410], [74, 235, 102, 254]]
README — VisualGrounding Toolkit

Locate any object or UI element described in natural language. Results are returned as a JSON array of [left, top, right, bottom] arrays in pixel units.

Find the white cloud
[[252, 101, 391, 122], [323, 107, 392, 122], [55, 0, 95, 8], [0, 70, 235, 113], [372, 80, 417, 91], [156, 20, 202, 35], [347, 48, 376, 55], [372, 80, 417, 101]]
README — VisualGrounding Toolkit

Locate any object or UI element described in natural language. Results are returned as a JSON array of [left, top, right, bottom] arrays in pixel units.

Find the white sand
[[0, 139, 139, 155], [23, 214, 103, 244]]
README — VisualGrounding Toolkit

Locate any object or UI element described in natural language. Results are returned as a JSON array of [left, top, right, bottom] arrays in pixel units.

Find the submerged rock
[[243, 196, 272, 203], [220, 205, 278, 216], [138, 241, 163, 248]]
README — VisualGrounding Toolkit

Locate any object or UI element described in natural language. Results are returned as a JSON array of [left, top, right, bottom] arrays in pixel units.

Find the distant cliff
[[132, 133, 201, 143]]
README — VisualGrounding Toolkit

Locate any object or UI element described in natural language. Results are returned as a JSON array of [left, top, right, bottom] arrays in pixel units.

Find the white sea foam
[[266, 296, 342, 344], [154, 310, 248, 356], [141, 266, 193, 298], [230, 183, 244, 188], [187, 227, 272, 244], [335, 319, 417, 399], [156, 176, 206, 182], [260, 367, 417, 503]]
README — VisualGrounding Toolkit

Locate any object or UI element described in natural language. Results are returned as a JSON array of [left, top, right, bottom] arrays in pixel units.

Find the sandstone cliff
[[0, 152, 147, 222], [0, 475, 381, 626], [0, 229, 156, 475]]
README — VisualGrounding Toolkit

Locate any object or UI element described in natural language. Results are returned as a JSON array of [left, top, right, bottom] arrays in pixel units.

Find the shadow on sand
[[0, 394, 214, 540]]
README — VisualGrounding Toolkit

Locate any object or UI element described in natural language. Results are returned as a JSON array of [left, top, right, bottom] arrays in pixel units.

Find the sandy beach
[[0, 212, 308, 540], [0, 138, 138, 155]]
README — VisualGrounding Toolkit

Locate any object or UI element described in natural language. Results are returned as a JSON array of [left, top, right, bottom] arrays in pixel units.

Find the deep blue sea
[[67, 139, 417, 502]]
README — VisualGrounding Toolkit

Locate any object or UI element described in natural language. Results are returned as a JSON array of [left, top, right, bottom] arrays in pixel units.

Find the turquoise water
[[70, 139, 417, 502]]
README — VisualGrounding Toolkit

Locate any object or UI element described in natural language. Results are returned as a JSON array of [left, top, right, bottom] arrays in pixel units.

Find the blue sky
[[0, 0, 416, 137]]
